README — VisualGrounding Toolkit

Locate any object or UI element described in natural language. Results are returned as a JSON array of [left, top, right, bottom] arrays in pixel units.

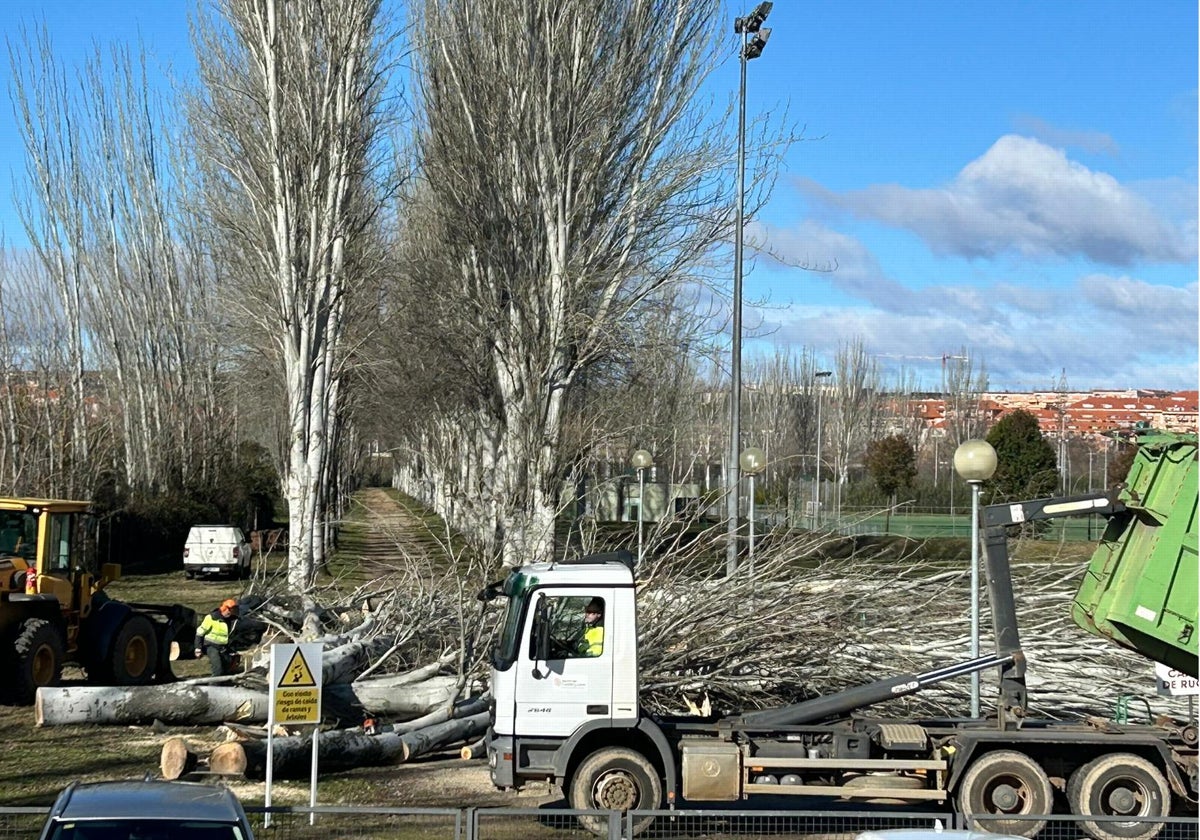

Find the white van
[[183, 525, 252, 579]]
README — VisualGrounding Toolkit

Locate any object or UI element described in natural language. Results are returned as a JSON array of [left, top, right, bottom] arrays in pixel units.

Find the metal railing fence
[[2, 805, 1196, 840]]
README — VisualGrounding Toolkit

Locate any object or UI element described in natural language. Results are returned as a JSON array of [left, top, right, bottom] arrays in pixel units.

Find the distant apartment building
[[901, 389, 1197, 441]]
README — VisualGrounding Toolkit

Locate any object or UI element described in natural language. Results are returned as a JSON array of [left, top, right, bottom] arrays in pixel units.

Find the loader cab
[[0, 499, 108, 616]]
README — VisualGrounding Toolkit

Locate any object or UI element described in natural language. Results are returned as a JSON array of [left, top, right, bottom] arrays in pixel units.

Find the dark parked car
[[39, 780, 255, 840]]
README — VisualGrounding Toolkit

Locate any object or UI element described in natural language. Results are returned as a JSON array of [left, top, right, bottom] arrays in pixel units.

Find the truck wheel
[[569, 747, 662, 836], [12, 618, 64, 705], [957, 749, 1052, 838], [1067, 753, 1171, 840], [107, 614, 157, 685]]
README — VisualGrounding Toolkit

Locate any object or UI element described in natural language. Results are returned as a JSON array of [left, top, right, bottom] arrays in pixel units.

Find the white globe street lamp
[[740, 446, 767, 572], [954, 438, 998, 718], [631, 450, 654, 566]]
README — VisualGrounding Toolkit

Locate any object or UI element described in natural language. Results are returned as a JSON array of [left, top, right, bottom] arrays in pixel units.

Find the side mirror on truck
[[531, 596, 552, 677]]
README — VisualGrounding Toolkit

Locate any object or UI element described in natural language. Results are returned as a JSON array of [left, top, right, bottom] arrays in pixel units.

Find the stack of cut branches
[[632, 520, 1178, 723]]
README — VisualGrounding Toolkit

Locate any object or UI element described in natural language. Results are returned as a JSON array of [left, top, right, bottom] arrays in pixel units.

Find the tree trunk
[[389, 695, 489, 735], [400, 712, 489, 761], [228, 711, 490, 779], [323, 675, 462, 721], [36, 685, 271, 726]]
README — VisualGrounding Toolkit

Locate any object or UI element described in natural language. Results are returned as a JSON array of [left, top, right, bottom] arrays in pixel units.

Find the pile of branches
[[35, 545, 499, 781], [631, 518, 1177, 723]]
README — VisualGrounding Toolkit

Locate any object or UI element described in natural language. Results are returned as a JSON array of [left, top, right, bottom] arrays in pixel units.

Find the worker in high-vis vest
[[195, 598, 240, 675], [580, 597, 604, 657]]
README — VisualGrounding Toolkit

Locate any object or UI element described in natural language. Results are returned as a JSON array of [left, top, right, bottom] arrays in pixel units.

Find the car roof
[[50, 781, 244, 822], [856, 831, 1028, 840]]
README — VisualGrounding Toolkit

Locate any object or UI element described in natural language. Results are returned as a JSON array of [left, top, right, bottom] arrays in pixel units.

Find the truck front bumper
[[487, 731, 515, 789]]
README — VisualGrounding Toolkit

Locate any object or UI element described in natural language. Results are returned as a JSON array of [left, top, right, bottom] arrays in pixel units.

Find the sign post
[[265, 642, 323, 827]]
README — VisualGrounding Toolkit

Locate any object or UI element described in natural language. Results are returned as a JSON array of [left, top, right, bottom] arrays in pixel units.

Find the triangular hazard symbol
[[279, 648, 317, 687]]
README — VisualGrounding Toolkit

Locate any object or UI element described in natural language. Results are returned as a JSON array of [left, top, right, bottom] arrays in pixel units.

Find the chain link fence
[[3, 805, 1197, 840]]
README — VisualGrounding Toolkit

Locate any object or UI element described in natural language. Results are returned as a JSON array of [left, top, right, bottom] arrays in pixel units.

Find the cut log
[[209, 742, 248, 777], [37, 685, 270, 726], [400, 712, 489, 761], [460, 738, 486, 760], [221, 711, 490, 780], [160, 737, 199, 780]]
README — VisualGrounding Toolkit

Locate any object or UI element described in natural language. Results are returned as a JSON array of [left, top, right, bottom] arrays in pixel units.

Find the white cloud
[[1011, 116, 1119, 156], [742, 230, 1197, 391], [797, 135, 1195, 266]]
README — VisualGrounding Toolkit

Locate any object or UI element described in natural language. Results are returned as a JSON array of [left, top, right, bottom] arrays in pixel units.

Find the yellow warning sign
[[274, 687, 320, 724], [279, 648, 317, 687]]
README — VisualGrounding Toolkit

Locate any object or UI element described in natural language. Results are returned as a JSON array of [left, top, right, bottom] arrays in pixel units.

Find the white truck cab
[[486, 552, 647, 795]]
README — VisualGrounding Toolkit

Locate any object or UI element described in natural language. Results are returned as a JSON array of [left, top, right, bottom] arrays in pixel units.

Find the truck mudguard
[[555, 715, 678, 799]]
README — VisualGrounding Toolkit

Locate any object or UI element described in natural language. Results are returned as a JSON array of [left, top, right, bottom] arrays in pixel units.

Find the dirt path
[[344, 487, 444, 573]]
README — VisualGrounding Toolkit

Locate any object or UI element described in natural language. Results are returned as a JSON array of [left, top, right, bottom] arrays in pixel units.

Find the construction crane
[[874, 353, 969, 370]]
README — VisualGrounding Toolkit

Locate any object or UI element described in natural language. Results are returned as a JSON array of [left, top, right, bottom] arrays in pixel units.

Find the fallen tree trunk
[[36, 685, 271, 726], [390, 695, 489, 735], [320, 637, 397, 685], [324, 675, 462, 721], [38, 674, 465, 727], [227, 711, 490, 779], [401, 712, 490, 761]]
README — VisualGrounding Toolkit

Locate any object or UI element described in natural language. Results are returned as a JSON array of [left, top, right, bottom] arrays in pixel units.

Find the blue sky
[[2, 1, 1196, 392]]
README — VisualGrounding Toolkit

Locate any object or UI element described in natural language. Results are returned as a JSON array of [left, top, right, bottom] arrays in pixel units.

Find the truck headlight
[[488, 750, 497, 768]]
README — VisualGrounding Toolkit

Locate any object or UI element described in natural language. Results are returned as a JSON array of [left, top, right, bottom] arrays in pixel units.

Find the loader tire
[[12, 618, 64, 705], [103, 614, 157, 685]]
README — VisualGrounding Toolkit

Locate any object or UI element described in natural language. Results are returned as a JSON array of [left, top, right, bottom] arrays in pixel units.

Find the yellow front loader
[[0, 498, 197, 704]]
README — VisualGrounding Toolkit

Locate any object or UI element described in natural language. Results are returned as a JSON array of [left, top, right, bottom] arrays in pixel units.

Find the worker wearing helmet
[[580, 598, 604, 657], [195, 599, 240, 676]]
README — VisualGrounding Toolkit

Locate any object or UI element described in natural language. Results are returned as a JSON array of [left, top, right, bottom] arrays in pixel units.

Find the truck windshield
[[0, 512, 37, 563], [491, 570, 535, 671]]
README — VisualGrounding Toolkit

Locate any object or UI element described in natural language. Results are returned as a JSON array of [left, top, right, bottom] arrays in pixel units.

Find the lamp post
[[740, 446, 766, 572], [631, 449, 653, 566], [812, 370, 833, 529], [726, 1, 774, 578], [954, 438, 998, 718]]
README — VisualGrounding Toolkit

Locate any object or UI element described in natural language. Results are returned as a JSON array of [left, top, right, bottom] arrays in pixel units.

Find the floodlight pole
[[726, 4, 771, 578]]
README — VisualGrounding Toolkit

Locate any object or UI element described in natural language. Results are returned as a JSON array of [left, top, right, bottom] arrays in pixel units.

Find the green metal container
[[1071, 432, 1198, 677]]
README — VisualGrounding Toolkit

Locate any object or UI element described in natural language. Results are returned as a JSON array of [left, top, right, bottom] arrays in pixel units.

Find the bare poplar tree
[[9, 29, 223, 497], [9, 26, 92, 492], [403, 0, 757, 565], [827, 338, 886, 489], [190, 0, 393, 591], [942, 349, 990, 444], [743, 347, 826, 493]]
